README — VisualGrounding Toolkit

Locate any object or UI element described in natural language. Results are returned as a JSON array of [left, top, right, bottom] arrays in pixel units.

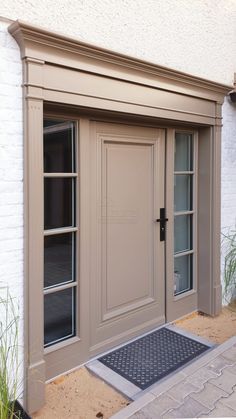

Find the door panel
[[90, 122, 165, 356], [103, 141, 155, 318]]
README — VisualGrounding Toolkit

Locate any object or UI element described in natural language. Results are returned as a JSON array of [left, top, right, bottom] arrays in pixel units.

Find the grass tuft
[[0, 287, 20, 419], [222, 228, 236, 306]]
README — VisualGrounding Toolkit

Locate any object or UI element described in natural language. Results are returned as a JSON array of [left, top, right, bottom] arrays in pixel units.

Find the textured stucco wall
[[0, 0, 236, 84], [0, 2, 236, 393]]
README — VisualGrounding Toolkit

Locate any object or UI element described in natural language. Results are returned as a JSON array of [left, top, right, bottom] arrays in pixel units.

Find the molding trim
[[9, 20, 231, 101]]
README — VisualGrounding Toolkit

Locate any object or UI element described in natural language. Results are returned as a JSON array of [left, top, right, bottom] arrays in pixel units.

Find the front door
[[90, 122, 166, 356]]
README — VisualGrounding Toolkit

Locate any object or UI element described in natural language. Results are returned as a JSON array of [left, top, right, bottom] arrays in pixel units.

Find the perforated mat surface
[[99, 327, 209, 390]]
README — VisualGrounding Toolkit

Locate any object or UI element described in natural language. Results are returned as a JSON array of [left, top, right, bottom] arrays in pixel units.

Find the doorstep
[[109, 335, 236, 418], [86, 324, 214, 401]]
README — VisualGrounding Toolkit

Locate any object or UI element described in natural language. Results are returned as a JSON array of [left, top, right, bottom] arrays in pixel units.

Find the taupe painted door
[[90, 122, 165, 356]]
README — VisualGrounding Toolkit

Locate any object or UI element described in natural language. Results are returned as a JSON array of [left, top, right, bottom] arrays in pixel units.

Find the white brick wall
[[0, 18, 24, 396], [222, 98, 236, 232]]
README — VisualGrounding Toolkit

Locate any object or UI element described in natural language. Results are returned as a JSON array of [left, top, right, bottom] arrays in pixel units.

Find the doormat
[[99, 327, 210, 390]]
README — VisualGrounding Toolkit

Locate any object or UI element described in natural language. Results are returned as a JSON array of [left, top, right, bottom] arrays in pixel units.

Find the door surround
[[8, 20, 231, 414]]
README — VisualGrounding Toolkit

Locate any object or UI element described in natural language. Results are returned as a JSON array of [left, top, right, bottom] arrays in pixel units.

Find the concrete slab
[[86, 359, 140, 399]]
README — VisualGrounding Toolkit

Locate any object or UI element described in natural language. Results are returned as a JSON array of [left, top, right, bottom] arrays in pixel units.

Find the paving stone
[[203, 401, 236, 417], [220, 387, 236, 411], [209, 368, 236, 394], [162, 396, 209, 418], [190, 382, 228, 409], [206, 355, 234, 375], [111, 392, 155, 419], [225, 363, 236, 376], [168, 380, 199, 402], [132, 394, 180, 418], [131, 411, 152, 419], [150, 371, 187, 397], [222, 345, 236, 363], [186, 366, 218, 389]]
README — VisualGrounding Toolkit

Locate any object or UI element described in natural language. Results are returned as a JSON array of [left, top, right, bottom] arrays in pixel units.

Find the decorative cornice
[[9, 20, 231, 98]]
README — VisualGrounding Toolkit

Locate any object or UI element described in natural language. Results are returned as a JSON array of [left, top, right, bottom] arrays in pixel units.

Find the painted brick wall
[[0, 19, 24, 392], [222, 98, 236, 232]]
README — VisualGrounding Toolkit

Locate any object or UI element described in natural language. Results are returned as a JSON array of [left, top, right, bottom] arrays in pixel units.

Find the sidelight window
[[174, 132, 196, 295], [43, 119, 77, 347]]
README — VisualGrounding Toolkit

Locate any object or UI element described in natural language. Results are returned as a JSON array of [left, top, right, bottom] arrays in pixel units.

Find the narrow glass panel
[[44, 233, 74, 289], [175, 133, 193, 172], [174, 215, 192, 253], [43, 120, 75, 173], [44, 288, 75, 347], [174, 174, 192, 212], [174, 254, 192, 295], [44, 178, 74, 230]]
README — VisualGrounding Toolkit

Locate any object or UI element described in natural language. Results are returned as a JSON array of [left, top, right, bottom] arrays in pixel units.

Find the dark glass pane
[[43, 120, 75, 173], [174, 215, 192, 253], [175, 133, 193, 172], [44, 233, 74, 288], [174, 174, 192, 212], [44, 178, 74, 230], [44, 288, 75, 347], [43, 119, 64, 128], [174, 254, 193, 295]]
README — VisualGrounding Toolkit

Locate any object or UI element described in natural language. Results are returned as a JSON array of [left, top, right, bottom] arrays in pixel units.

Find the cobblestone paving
[[111, 337, 236, 418]]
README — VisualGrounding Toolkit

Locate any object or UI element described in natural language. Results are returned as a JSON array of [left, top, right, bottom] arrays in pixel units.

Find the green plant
[[0, 287, 20, 419], [222, 228, 236, 305]]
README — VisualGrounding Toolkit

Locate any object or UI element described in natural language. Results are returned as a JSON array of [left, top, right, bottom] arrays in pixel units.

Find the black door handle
[[156, 208, 168, 241], [156, 217, 169, 222]]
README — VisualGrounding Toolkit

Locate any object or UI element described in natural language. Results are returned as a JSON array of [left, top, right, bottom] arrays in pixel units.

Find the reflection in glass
[[174, 215, 192, 253], [174, 254, 192, 295], [44, 178, 74, 230], [44, 121, 75, 173], [175, 133, 193, 172], [44, 233, 74, 289], [174, 175, 192, 212], [44, 288, 75, 347]]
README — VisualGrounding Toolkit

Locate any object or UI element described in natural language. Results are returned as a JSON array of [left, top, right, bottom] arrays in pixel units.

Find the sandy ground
[[174, 306, 236, 344], [33, 307, 236, 419], [33, 367, 129, 419]]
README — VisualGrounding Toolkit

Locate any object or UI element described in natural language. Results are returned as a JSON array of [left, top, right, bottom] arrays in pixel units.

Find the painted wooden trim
[[9, 20, 231, 104]]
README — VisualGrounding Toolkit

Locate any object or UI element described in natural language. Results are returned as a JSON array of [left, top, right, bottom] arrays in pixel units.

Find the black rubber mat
[[99, 327, 209, 390]]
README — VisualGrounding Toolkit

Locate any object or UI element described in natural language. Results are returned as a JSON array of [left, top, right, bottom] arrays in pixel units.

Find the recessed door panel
[[104, 142, 155, 315], [90, 122, 165, 356]]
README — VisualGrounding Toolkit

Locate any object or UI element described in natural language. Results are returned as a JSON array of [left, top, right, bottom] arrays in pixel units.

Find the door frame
[[8, 20, 229, 414]]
